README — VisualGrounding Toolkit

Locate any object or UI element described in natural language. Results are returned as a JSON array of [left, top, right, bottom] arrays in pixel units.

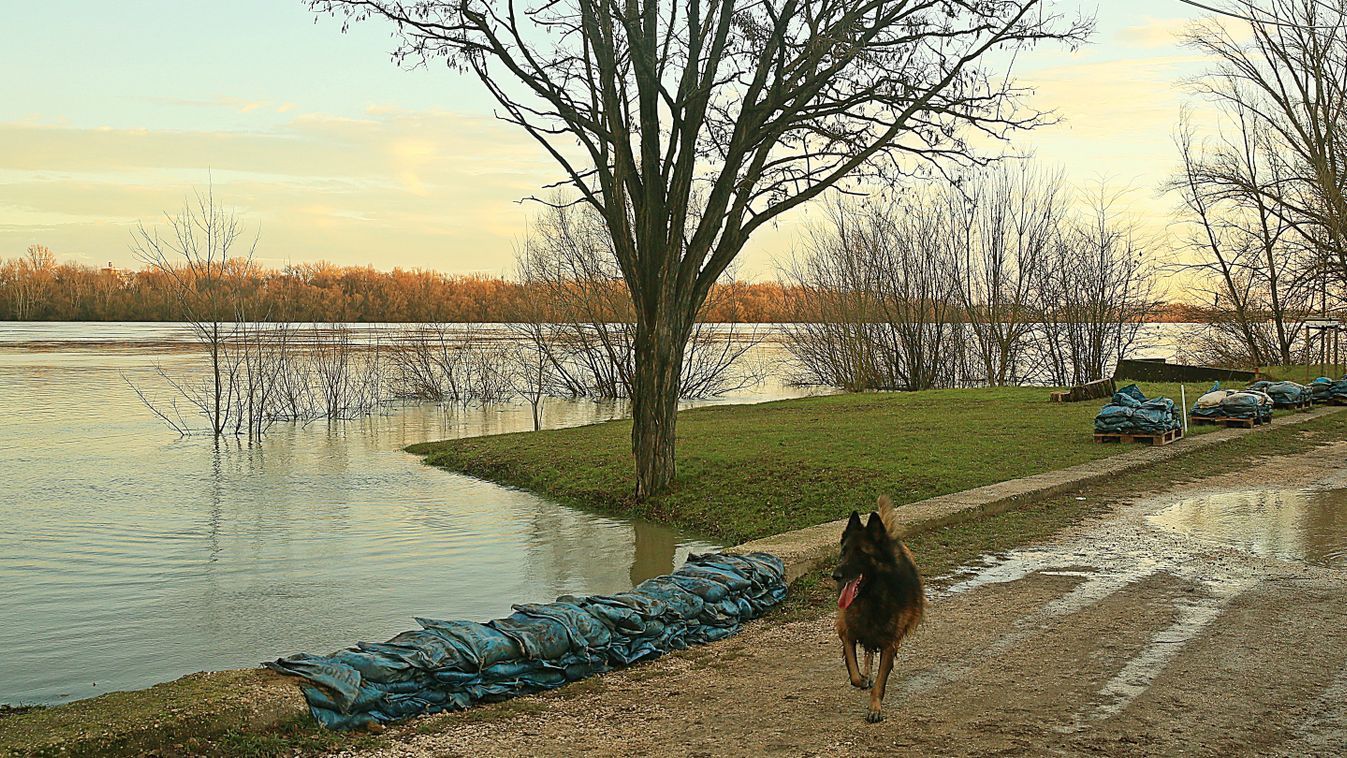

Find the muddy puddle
[[1148, 489, 1347, 568]]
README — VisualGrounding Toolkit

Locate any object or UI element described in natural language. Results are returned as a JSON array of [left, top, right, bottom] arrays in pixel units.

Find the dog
[[834, 495, 925, 722]]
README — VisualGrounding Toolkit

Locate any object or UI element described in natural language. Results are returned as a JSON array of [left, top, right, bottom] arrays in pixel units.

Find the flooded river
[[0, 323, 807, 706]]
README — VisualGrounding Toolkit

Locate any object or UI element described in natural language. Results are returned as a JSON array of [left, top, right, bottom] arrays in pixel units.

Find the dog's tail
[[877, 495, 899, 538]]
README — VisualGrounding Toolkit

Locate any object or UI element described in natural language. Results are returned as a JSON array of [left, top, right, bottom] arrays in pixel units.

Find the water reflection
[[1148, 489, 1347, 567]]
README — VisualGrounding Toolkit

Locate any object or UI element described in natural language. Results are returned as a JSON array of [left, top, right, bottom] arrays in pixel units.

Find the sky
[[0, 1, 1236, 280]]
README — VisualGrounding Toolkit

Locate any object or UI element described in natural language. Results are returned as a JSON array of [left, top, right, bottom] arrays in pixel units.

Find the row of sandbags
[[1248, 380, 1313, 407], [1094, 384, 1182, 434], [266, 552, 787, 730]]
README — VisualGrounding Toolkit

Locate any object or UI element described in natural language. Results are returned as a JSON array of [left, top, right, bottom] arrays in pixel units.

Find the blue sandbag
[[266, 552, 786, 729]]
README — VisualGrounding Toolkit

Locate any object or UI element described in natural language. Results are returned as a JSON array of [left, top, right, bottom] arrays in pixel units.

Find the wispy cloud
[[0, 108, 555, 273]]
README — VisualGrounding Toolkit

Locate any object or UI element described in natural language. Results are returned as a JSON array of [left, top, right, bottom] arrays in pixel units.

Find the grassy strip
[[1262, 364, 1346, 383], [0, 670, 375, 758], [409, 382, 1224, 545]]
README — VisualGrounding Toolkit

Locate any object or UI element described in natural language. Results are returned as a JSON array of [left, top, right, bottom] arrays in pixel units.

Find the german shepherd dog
[[834, 495, 925, 722]]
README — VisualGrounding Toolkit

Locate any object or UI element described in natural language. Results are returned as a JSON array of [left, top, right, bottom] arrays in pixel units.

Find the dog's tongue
[[838, 576, 862, 609]]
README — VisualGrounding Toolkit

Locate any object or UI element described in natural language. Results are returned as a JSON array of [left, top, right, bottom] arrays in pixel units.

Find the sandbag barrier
[[1094, 383, 1183, 435], [266, 552, 787, 730]]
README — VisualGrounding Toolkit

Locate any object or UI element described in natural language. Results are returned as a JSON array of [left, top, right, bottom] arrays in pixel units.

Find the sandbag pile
[[1247, 380, 1310, 408], [1220, 390, 1274, 421], [1190, 381, 1274, 421], [1310, 376, 1335, 403], [1331, 377, 1347, 403], [1094, 384, 1182, 434], [266, 552, 787, 730]]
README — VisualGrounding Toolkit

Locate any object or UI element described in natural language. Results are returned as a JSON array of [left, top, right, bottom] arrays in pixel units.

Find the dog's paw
[[866, 709, 885, 723], [850, 676, 873, 690]]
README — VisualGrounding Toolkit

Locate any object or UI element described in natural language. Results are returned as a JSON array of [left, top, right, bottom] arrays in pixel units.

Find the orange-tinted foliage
[[0, 256, 797, 323]]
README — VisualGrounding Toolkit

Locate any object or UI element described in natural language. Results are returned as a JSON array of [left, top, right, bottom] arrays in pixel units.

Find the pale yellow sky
[[0, 2, 1234, 282]]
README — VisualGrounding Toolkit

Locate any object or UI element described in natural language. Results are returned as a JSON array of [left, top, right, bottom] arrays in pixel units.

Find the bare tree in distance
[[781, 197, 965, 391], [7, 245, 57, 320], [311, 0, 1092, 497], [1036, 182, 1154, 385], [951, 163, 1067, 386], [1180, 0, 1347, 297], [1171, 111, 1312, 366]]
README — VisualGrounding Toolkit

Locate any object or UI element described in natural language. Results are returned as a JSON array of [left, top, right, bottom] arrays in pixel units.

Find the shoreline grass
[[408, 381, 1220, 545]]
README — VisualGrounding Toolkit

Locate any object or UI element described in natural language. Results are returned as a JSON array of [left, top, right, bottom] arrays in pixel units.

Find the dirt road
[[346, 446, 1347, 757]]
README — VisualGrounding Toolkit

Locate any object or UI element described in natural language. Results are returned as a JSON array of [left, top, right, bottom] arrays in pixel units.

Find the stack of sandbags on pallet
[[1094, 384, 1182, 435], [1222, 390, 1274, 422], [1310, 376, 1335, 403], [1247, 380, 1310, 408], [1191, 381, 1274, 422], [1331, 376, 1347, 403]]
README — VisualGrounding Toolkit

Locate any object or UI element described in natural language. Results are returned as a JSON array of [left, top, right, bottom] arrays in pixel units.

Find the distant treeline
[[0, 254, 793, 323], [1, 250, 1213, 324]]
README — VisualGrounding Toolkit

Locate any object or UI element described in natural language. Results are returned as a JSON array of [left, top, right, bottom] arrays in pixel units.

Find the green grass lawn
[[1261, 364, 1346, 383], [408, 380, 1229, 545]]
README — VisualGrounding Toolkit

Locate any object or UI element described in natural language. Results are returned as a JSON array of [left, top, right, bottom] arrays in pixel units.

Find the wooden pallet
[[1093, 427, 1183, 446], [1189, 415, 1270, 428], [1274, 399, 1313, 411]]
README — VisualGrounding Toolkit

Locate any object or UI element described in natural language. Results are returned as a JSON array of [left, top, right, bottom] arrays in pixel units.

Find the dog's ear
[[865, 511, 888, 539], [842, 510, 862, 542]]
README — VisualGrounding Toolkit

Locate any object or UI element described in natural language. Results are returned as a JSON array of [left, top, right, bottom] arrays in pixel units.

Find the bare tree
[[516, 201, 765, 401], [950, 164, 1066, 385], [1035, 184, 1154, 385], [782, 197, 964, 390], [130, 188, 260, 436], [312, 0, 1092, 496], [7, 245, 57, 320], [1180, 0, 1347, 298], [1171, 110, 1313, 366]]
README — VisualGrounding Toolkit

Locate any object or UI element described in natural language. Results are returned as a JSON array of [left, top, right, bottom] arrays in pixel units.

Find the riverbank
[[408, 382, 1215, 544], [6, 401, 1342, 756]]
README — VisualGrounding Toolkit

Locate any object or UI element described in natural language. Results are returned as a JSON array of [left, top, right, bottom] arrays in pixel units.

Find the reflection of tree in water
[[629, 519, 678, 587], [1153, 490, 1347, 568]]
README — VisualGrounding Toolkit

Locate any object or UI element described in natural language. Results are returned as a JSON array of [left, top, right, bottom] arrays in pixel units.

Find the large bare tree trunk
[[631, 309, 689, 499]]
